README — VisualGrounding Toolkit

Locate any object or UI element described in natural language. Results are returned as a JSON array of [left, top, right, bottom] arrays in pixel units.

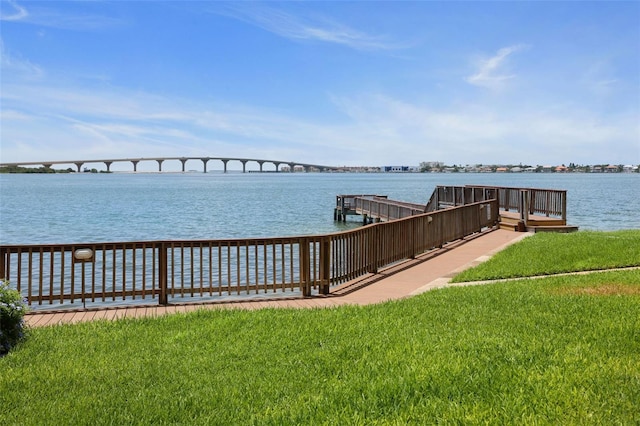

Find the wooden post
[[368, 226, 378, 274], [299, 239, 311, 297], [0, 248, 6, 281], [520, 190, 530, 228], [158, 243, 168, 305], [319, 238, 331, 295]]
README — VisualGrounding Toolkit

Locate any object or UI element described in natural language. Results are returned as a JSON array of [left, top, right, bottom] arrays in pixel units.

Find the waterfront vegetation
[[1, 231, 639, 424], [0, 166, 110, 173], [0, 281, 28, 356], [0, 165, 72, 173]]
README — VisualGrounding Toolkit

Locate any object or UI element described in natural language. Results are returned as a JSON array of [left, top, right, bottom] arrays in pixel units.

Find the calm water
[[1, 172, 638, 245]]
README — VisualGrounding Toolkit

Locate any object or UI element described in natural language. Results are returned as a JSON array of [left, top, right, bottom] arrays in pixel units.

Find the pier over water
[[1, 183, 576, 313], [335, 185, 577, 233]]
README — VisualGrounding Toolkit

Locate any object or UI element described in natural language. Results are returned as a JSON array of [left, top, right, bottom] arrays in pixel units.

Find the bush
[[0, 280, 28, 355]]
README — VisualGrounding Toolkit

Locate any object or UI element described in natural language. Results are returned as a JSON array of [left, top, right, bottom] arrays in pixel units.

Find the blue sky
[[1, 1, 639, 171]]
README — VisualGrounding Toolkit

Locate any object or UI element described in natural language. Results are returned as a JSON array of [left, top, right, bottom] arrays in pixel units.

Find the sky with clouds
[[1, 1, 639, 170]]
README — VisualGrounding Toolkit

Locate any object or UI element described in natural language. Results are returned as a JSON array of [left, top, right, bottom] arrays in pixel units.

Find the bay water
[[1, 172, 638, 245]]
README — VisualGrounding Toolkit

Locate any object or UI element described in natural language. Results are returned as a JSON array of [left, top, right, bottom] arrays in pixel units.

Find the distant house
[[605, 165, 619, 173], [623, 165, 637, 173], [510, 167, 523, 173], [384, 166, 411, 172], [555, 165, 568, 173], [496, 167, 509, 173]]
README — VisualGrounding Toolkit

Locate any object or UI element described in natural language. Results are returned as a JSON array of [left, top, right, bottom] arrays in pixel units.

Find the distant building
[[383, 166, 415, 172]]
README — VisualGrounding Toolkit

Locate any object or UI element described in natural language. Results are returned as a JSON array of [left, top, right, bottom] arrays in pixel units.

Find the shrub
[[0, 280, 28, 355]]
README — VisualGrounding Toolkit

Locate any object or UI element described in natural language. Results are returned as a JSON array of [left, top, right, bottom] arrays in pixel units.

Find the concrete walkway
[[25, 229, 530, 328]]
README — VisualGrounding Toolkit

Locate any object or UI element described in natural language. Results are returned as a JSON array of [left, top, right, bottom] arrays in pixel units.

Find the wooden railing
[[335, 195, 425, 222], [329, 200, 498, 285], [354, 196, 425, 221], [1, 200, 498, 310], [428, 185, 567, 224]]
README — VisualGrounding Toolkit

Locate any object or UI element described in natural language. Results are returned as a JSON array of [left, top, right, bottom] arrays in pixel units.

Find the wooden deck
[[336, 186, 578, 233], [499, 211, 578, 233]]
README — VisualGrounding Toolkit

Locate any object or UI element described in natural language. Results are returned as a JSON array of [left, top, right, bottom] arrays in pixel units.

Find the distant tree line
[[0, 166, 110, 174], [0, 166, 72, 174]]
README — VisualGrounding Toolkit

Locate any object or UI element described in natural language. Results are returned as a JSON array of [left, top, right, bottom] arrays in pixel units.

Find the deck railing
[[1, 200, 498, 310], [428, 185, 567, 224], [354, 196, 425, 221]]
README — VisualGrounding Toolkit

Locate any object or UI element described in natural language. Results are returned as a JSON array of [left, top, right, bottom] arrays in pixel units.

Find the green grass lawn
[[452, 229, 640, 282], [1, 231, 639, 425]]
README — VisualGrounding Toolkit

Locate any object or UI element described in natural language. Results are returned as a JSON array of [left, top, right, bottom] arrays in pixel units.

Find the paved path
[[25, 229, 530, 328]]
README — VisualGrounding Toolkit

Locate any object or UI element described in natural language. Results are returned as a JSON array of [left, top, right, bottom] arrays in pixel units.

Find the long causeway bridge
[[0, 156, 340, 173]]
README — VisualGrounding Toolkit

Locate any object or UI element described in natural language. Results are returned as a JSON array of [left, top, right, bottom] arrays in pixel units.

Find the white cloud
[[211, 3, 403, 51], [2, 77, 638, 168], [466, 44, 529, 90], [581, 60, 620, 97], [329, 93, 639, 165], [0, 0, 28, 21], [0, 39, 44, 79], [0, 0, 124, 30]]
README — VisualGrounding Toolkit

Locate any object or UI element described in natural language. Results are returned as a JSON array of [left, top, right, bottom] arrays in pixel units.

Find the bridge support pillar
[[180, 158, 187, 172], [156, 159, 163, 172], [222, 159, 228, 173], [75, 162, 84, 172], [288, 163, 296, 173], [273, 162, 280, 172], [104, 162, 112, 172], [257, 161, 264, 172], [241, 160, 248, 173], [201, 158, 209, 173], [131, 161, 139, 172]]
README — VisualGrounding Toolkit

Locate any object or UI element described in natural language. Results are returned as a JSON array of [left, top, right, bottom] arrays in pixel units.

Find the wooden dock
[[3, 184, 576, 315], [336, 185, 578, 233], [499, 212, 579, 233]]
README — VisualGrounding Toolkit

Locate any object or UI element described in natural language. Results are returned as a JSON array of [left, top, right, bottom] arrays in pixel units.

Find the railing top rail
[[0, 235, 327, 252], [337, 194, 385, 200], [336, 198, 497, 230], [463, 185, 567, 194], [359, 199, 425, 209]]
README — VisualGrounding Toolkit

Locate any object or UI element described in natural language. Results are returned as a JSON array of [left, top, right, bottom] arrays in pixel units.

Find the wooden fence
[[1, 200, 498, 310]]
